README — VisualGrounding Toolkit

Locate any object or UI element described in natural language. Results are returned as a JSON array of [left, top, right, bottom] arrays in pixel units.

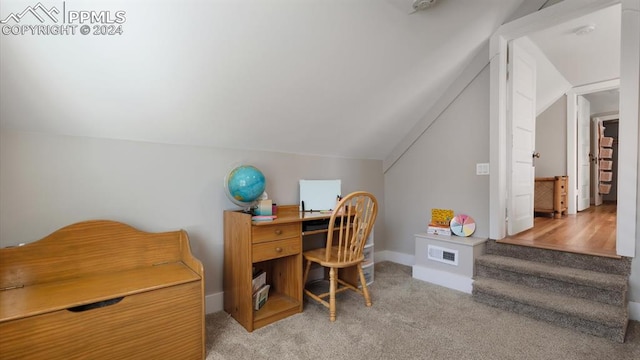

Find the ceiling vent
[[412, 0, 438, 12]]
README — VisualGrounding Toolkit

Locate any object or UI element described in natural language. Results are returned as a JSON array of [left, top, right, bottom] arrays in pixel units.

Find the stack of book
[[253, 284, 270, 310], [252, 269, 270, 310], [427, 223, 451, 236], [427, 208, 453, 236]]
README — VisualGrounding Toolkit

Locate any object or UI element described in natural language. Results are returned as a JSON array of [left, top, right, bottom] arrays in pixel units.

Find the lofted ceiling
[[1, 0, 532, 160]]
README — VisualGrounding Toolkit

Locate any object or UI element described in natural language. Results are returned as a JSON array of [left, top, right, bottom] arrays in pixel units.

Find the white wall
[[384, 66, 491, 255], [0, 130, 384, 302], [535, 95, 567, 177], [517, 37, 572, 116]]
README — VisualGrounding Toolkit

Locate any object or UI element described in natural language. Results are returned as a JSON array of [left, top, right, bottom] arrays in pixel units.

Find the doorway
[[499, 202, 617, 257], [500, 94, 619, 258], [489, 0, 639, 258]]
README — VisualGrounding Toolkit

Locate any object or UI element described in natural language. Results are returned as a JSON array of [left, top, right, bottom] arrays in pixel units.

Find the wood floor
[[498, 202, 618, 258]]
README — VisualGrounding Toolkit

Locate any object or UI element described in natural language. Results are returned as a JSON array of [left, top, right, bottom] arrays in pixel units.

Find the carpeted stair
[[472, 240, 631, 342]]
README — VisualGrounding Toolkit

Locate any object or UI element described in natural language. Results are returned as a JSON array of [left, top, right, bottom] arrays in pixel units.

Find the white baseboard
[[629, 300, 640, 321], [374, 250, 414, 266], [205, 291, 224, 314], [412, 264, 473, 294]]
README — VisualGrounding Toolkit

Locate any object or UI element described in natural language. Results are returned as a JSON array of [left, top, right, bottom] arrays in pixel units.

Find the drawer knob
[[274, 229, 282, 235], [275, 247, 283, 253]]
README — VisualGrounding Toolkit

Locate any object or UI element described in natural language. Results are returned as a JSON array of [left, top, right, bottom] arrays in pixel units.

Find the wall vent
[[427, 245, 458, 266]]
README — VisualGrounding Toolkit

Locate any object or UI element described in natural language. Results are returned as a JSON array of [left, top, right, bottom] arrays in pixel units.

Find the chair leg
[[357, 264, 372, 307], [303, 260, 311, 286], [329, 267, 336, 321]]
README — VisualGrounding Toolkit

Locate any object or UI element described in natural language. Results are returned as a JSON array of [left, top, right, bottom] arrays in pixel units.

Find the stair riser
[[476, 265, 627, 306], [486, 242, 631, 275], [473, 291, 628, 343]]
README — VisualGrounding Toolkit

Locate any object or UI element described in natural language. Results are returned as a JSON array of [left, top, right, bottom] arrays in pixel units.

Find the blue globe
[[225, 165, 266, 208]]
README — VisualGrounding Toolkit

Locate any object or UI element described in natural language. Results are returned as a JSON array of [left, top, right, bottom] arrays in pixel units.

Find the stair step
[[486, 241, 631, 275], [473, 278, 629, 342], [476, 255, 628, 306]]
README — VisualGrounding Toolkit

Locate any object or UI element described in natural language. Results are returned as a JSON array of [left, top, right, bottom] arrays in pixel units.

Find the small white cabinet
[[412, 233, 486, 293]]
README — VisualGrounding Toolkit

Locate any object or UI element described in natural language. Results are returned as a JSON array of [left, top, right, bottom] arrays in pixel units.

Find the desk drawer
[[252, 238, 301, 262], [252, 223, 299, 244]]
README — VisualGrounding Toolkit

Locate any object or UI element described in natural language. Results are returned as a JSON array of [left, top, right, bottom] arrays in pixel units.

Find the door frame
[[489, 0, 639, 257], [566, 80, 619, 214]]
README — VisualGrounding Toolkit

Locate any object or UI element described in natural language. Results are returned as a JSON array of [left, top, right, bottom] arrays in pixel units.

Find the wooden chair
[[302, 191, 378, 321]]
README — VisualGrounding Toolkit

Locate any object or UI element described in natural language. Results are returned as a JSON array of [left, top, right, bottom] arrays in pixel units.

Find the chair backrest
[[323, 191, 378, 263]]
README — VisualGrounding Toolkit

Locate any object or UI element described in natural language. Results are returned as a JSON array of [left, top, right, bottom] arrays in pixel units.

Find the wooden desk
[[224, 205, 344, 332]]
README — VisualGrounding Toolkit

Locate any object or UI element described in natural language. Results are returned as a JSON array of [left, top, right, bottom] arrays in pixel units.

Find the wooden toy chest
[[0, 220, 205, 360]]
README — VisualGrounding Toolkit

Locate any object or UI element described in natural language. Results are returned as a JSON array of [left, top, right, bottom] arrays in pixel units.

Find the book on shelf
[[253, 284, 270, 310], [427, 223, 451, 236], [252, 269, 266, 294]]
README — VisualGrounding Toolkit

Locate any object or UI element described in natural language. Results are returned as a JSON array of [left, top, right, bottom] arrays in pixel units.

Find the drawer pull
[[67, 297, 124, 312], [274, 229, 282, 235], [275, 247, 283, 252]]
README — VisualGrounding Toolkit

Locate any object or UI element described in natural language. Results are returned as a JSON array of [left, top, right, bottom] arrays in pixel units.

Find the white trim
[[617, 0, 640, 257], [489, 0, 637, 258], [489, 35, 509, 240], [374, 249, 414, 266], [206, 291, 224, 314], [412, 265, 474, 294], [490, 0, 619, 239], [629, 300, 640, 321], [566, 80, 620, 214], [592, 113, 620, 122]]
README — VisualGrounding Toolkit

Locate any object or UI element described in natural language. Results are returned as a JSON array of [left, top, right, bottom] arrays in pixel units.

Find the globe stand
[[242, 206, 255, 214]]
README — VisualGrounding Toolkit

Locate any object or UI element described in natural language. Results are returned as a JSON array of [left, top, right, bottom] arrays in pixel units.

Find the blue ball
[[226, 165, 266, 205]]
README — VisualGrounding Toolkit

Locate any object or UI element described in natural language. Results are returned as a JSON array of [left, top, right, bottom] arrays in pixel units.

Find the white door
[[507, 39, 536, 236], [591, 118, 603, 206], [577, 95, 591, 211]]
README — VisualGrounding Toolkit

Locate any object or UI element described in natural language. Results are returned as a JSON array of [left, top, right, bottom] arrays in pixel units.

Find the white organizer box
[[361, 229, 374, 286]]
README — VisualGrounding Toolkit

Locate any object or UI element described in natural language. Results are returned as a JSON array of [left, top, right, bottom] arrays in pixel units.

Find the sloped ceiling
[[528, 4, 620, 88], [528, 3, 621, 115], [0, 0, 527, 160]]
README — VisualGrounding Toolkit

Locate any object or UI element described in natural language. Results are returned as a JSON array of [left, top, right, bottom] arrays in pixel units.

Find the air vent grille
[[427, 245, 458, 266]]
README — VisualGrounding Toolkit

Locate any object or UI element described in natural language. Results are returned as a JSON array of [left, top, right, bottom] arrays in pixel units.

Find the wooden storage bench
[[0, 220, 205, 360], [534, 176, 568, 219]]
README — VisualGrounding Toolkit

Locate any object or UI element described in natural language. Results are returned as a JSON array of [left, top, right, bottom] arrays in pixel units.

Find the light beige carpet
[[205, 262, 640, 360]]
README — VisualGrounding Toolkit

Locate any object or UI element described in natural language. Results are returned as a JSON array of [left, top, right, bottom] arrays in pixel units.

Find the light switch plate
[[476, 163, 489, 175]]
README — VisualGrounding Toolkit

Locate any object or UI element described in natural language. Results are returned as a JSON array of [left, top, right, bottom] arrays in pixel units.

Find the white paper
[[299, 179, 341, 211]]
